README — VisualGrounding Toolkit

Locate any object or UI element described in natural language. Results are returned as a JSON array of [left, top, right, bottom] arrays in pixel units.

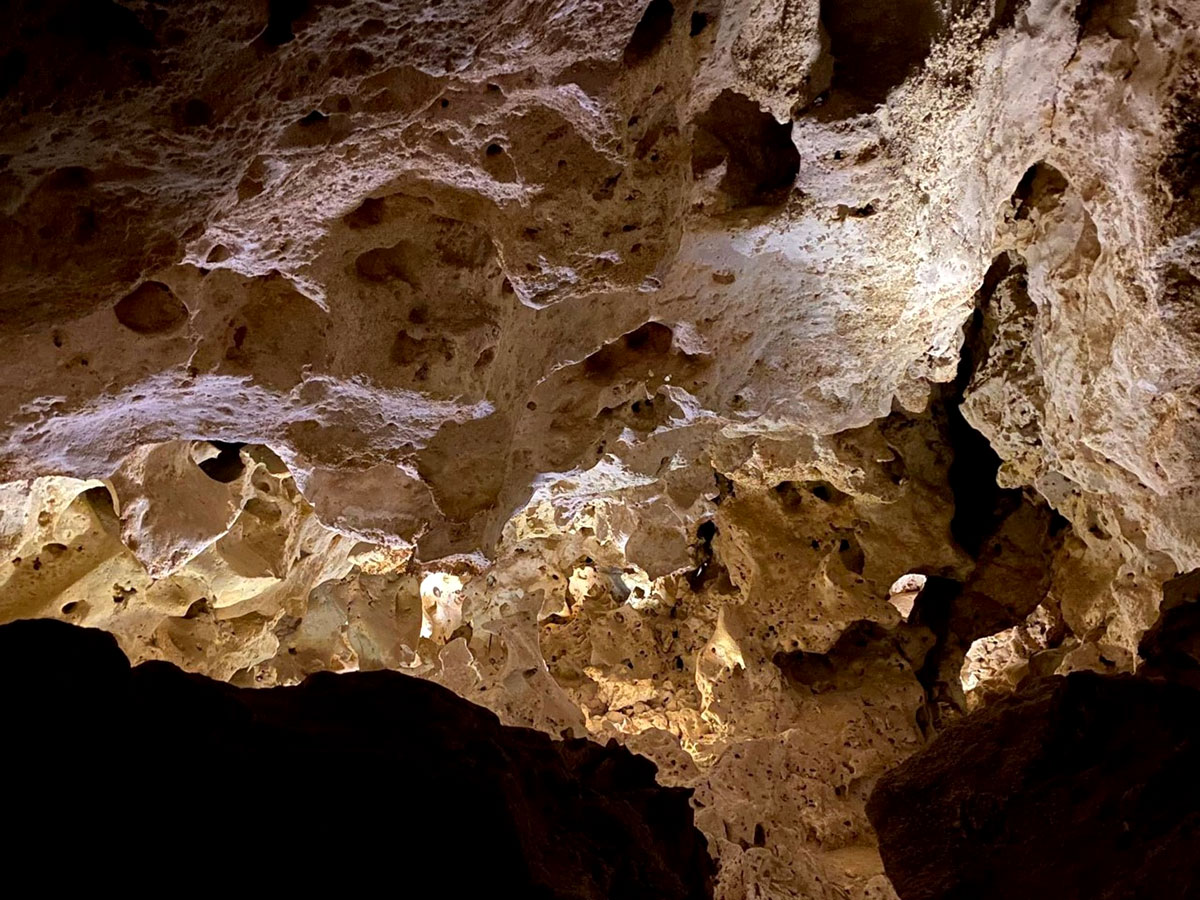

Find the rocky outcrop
[[0, 618, 713, 898], [867, 672, 1200, 899], [2, 0, 1200, 896]]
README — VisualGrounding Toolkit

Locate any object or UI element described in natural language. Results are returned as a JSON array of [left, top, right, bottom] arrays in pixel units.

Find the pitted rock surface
[[3, 1, 1200, 897]]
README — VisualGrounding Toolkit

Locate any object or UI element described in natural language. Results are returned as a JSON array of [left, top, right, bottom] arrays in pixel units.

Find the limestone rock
[[2, 0, 1200, 896]]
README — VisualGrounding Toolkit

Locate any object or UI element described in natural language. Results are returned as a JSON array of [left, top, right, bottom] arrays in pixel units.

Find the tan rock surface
[[2, 0, 1200, 896]]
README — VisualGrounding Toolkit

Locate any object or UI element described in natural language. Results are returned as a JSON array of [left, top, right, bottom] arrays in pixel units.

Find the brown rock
[[868, 672, 1200, 900]]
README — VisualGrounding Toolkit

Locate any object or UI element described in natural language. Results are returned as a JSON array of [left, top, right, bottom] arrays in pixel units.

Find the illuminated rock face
[[1, 1, 1199, 897]]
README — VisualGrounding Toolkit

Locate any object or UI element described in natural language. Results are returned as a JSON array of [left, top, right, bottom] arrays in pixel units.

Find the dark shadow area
[[869, 672, 1200, 899], [197, 440, 247, 483], [909, 249, 1068, 727], [692, 90, 799, 209], [774, 620, 903, 694], [945, 253, 1024, 556], [255, 0, 319, 49], [0, 0, 157, 109], [1140, 568, 1200, 687], [815, 0, 941, 117], [624, 0, 675, 66], [0, 619, 714, 898], [1160, 86, 1200, 237]]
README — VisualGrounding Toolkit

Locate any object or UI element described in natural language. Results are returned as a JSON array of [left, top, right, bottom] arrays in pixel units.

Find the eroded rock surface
[[2, 0, 1200, 896]]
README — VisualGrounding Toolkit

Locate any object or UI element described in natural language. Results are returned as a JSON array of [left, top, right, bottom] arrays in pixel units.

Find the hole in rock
[[584, 321, 676, 380], [809, 481, 840, 503], [945, 255, 1029, 557], [1012, 161, 1069, 221], [81, 486, 117, 523], [198, 442, 246, 483], [818, 0, 941, 116], [113, 282, 189, 335], [256, 0, 314, 48], [1076, 0, 1138, 39], [355, 241, 419, 286], [692, 90, 799, 208], [688, 519, 720, 591], [344, 196, 386, 229], [988, 0, 1025, 33], [420, 572, 465, 640], [624, 0, 674, 66], [392, 330, 455, 367], [775, 620, 895, 693], [837, 534, 865, 574], [772, 479, 850, 514], [482, 142, 518, 182], [837, 201, 877, 219]]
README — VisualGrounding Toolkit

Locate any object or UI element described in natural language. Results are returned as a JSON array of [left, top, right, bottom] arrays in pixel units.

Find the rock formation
[[1, 0, 1199, 896], [0, 618, 713, 898], [868, 671, 1200, 899]]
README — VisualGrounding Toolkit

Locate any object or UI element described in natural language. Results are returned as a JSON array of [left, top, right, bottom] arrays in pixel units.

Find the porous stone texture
[[2, 1, 1200, 897]]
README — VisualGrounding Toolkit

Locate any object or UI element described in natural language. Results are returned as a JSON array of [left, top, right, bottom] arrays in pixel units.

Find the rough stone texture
[[867, 672, 1200, 899], [0, 618, 713, 898], [2, 0, 1200, 897]]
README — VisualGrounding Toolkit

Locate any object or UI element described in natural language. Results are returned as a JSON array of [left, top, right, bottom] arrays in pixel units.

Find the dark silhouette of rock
[[1140, 568, 1200, 688], [0, 618, 713, 899], [867, 672, 1200, 900]]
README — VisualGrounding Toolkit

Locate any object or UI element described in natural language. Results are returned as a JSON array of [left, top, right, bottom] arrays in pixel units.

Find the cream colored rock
[[109, 441, 253, 577]]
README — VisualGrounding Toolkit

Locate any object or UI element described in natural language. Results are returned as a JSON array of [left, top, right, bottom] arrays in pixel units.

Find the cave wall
[[2, 1, 1200, 897]]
